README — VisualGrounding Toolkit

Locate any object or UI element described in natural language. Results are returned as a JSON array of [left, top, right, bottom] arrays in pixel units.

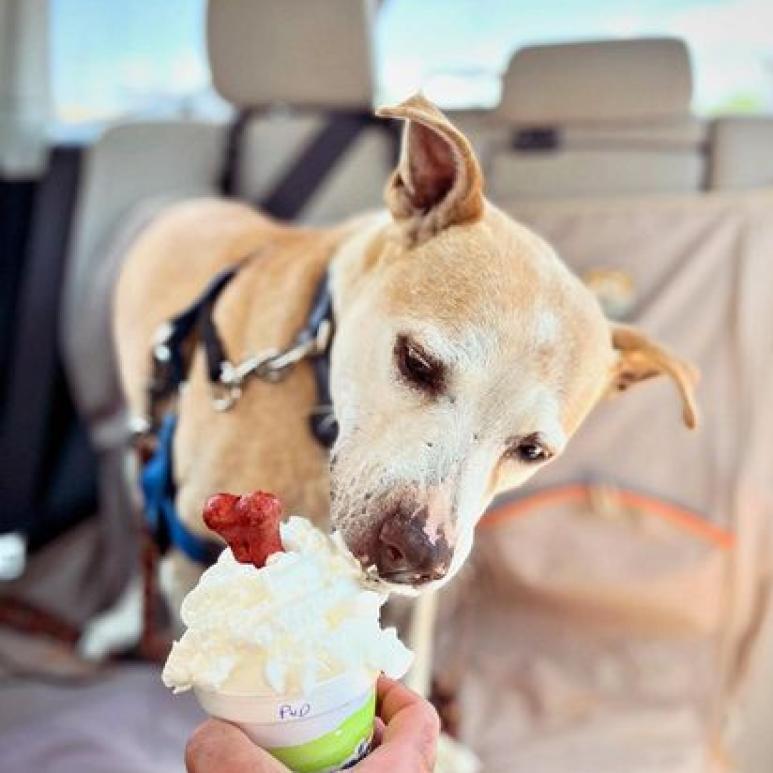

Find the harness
[[137, 262, 337, 567], [135, 108, 398, 578]]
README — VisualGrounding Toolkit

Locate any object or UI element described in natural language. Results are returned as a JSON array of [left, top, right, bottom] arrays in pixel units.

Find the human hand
[[185, 676, 440, 772]]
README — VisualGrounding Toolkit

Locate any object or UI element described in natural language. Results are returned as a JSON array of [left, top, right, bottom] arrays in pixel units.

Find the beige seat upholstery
[[487, 38, 707, 200], [207, 0, 391, 225], [708, 116, 773, 190], [61, 121, 225, 437], [207, 0, 375, 110]]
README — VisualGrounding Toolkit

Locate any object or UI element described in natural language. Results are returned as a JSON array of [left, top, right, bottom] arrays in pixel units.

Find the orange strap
[[480, 484, 735, 550]]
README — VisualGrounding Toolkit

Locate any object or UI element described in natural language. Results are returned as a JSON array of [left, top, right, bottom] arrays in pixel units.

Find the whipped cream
[[162, 516, 413, 695]]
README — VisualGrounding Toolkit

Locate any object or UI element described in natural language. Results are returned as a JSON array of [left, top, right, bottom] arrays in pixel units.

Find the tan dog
[[114, 95, 697, 607]]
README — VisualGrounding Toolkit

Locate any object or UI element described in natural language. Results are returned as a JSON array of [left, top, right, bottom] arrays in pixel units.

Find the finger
[[185, 719, 289, 773], [356, 677, 439, 771], [376, 676, 438, 728]]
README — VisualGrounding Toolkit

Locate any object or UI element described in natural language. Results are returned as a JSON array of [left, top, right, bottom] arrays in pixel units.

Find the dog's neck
[[328, 211, 392, 318]]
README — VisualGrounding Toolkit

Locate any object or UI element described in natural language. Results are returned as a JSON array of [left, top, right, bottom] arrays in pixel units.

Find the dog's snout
[[376, 506, 452, 584]]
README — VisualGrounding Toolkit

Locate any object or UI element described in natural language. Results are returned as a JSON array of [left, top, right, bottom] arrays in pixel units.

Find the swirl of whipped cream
[[162, 516, 413, 695]]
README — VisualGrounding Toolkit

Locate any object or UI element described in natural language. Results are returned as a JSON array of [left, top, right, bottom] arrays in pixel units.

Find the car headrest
[[207, 0, 376, 110], [498, 37, 693, 125]]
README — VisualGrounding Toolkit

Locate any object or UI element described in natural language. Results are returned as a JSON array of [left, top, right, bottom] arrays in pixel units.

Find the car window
[[50, 0, 227, 128], [375, 0, 773, 114], [50, 0, 773, 126]]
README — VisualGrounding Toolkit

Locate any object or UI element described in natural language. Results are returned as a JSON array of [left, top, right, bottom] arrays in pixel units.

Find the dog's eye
[[507, 434, 553, 464], [395, 335, 445, 395]]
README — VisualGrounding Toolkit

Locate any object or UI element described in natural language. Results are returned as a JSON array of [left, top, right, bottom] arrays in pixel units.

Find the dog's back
[[114, 198, 276, 418], [113, 197, 362, 533]]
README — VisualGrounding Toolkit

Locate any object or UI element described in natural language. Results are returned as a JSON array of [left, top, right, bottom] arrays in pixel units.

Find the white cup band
[[195, 669, 375, 725]]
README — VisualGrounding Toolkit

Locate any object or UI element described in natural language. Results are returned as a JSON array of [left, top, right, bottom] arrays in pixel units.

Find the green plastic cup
[[195, 671, 376, 773]]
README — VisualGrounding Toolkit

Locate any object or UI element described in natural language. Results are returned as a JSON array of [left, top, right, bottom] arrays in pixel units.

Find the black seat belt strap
[[259, 112, 372, 220], [220, 109, 400, 221]]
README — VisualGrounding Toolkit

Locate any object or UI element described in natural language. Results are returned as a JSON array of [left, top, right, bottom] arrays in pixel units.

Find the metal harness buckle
[[211, 319, 332, 412]]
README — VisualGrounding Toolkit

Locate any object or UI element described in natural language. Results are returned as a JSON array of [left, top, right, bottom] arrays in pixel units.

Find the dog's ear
[[609, 324, 699, 429], [376, 93, 484, 242]]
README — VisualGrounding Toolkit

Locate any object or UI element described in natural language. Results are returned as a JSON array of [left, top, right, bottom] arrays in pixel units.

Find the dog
[[114, 94, 697, 610]]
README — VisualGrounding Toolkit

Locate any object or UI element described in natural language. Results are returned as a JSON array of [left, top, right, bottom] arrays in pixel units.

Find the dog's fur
[[114, 95, 697, 605]]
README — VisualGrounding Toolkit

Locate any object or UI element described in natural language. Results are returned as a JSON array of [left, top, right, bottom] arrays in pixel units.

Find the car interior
[[2, 1, 773, 771]]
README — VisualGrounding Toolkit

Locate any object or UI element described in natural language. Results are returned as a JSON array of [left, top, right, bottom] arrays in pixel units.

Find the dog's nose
[[376, 507, 452, 584]]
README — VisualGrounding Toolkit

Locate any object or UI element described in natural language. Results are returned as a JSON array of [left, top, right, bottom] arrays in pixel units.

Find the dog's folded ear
[[376, 93, 484, 243], [609, 323, 700, 429]]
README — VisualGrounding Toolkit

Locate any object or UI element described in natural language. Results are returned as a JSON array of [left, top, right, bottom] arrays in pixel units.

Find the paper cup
[[195, 671, 376, 773]]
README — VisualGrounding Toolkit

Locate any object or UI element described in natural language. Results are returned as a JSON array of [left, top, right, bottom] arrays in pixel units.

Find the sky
[[51, 0, 773, 124], [51, 0, 210, 123]]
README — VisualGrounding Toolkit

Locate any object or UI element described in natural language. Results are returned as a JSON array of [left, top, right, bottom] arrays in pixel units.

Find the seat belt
[[221, 109, 399, 220]]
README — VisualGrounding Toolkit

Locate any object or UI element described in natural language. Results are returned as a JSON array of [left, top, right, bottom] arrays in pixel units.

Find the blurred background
[[1, 1, 773, 771], [44, 0, 773, 125]]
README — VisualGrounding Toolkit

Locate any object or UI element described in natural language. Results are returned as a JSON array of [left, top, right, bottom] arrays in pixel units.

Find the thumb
[[186, 719, 289, 773]]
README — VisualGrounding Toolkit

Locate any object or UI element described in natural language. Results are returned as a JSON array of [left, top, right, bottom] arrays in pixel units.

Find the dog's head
[[328, 95, 698, 593]]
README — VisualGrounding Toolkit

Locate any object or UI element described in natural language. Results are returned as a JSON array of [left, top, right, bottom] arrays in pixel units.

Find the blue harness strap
[[140, 413, 221, 566]]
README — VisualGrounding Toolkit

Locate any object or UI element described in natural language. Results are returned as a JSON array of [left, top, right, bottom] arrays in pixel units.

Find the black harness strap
[[303, 277, 338, 448], [146, 263, 337, 449], [147, 264, 242, 427], [198, 267, 245, 385]]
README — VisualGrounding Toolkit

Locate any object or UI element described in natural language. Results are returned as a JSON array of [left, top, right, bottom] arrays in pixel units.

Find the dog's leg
[[78, 575, 144, 660], [159, 550, 206, 631]]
